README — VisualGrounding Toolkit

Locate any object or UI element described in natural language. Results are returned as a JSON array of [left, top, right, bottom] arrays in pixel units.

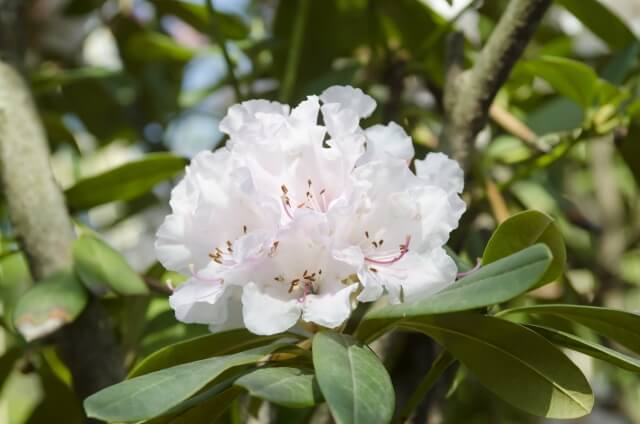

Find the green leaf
[[126, 32, 195, 62], [527, 324, 640, 373], [235, 367, 322, 408], [400, 314, 593, 418], [312, 332, 394, 424], [521, 56, 599, 107], [73, 235, 148, 296], [144, 386, 244, 424], [618, 123, 640, 187], [65, 153, 186, 211], [499, 305, 640, 355], [356, 244, 552, 342], [601, 42, 640, 84], [556, 0, 636, 50], [483, 210, 566, 286], [84, 343, 283, 422], [14, 271, 88, 342], [130, 329, 293, 378]]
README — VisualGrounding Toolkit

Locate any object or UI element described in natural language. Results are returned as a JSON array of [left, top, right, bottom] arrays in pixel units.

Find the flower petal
[[320, 85, 376, 118], [302, 283, 357, 328], [415, 152, 464, 194], [169, 278, 228, 324], [241, 282, 301, 335]]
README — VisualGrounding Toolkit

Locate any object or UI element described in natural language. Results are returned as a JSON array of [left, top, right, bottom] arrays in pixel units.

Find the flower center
[[274, 268, 322, 303], [364, 233, 411, 266]]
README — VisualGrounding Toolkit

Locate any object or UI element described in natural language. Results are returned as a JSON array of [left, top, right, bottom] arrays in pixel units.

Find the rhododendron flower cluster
[[156, 86, 466, 335]]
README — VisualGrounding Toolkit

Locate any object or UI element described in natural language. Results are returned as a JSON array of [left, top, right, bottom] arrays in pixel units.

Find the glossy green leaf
[[84, 343, 283, 422], [73, 234, 148, 296], [500, 305, 640, 355], [400, 314, 593, 418], [356, 244, 552, 342], [556, 0, 636, 50], [312, 332, 394, 424], [521, 56, 599, 107], [527, 324, 640, 373], [483, 210, 566, 286], [65, 153, 186, 211], [235, 367, 322, 408], [13, 271, 88, 342], [130, 329, 292, 378]]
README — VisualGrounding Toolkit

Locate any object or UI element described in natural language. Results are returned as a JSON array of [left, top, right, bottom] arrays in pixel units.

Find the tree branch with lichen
[[441, 0, 552, 171]]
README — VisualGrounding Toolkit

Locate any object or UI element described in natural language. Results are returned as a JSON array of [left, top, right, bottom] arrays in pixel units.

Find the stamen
[[365, 235, 411, 265]]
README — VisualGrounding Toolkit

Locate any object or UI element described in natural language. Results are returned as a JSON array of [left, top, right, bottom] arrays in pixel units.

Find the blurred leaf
[[500, 305, 640, 355], [73, 234, 148, 296], [527, 324, 640, 372], [0, 347, 21, 391], [153, 0, 249, 40], [601, 41, 640, 84], [130, 329, 291, 377], [483, 210, 566, 286], [401, 314, 593, 418], [62, 0, 107, 15], [85, 343, 284, 422], [356, 244, 552, 342], [27, 363, 84, 424], [126, 32, 195, 63], [526, 97, 584, 134], [65, 153, 186, 211], [521, 56, 599, 108], [14, 271, 88, 342], [312, 332, 395, 424], [618, 123, 640, 187], [556, 0, 636, 50], [31, 67, 119, 93], [235, 367, 322, 408]]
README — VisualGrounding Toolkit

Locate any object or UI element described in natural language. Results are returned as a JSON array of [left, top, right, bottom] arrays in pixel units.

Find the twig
[[489, 103, 538, 145], [441, 0, 552, 171], [205, 0, 242, 102], [279, 0, 310, 103]]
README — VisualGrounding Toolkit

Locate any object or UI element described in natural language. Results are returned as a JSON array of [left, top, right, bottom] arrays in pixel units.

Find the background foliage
[[1, 0, 640, 422]]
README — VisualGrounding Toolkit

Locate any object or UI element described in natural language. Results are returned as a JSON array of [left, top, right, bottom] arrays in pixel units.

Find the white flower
[[156, 86, 466, 335]]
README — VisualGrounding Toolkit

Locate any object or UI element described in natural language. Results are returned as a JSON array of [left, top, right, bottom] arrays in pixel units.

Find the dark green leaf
[[500, 305, 640, 355], [125, 32, 195, 63], [65, 153, 186, 211], [483, 210, 566, 286], [356, 244, 552, 342], [130, 329, 291, 377], [601, 41, 640, 84], [14, 271, 88, 342], [401, 314, 593, 418], [74, 234, 148, 296], [84, 343, 284, 422], [312, 332, 394, 424], [527, 324, 640, 373], [556, 0, 636, 50], [521, 56, 599, 107], [235, 367, 322, 408]]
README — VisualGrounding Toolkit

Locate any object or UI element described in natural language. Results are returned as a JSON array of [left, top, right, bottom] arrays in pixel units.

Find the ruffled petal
[[302, 283, 357, 328], [241, 282, 301, 335], [169, 278, 228, 324], [415, 152, 464, 194], [359, 122, 414, 165], [320, 86, 376, 118]]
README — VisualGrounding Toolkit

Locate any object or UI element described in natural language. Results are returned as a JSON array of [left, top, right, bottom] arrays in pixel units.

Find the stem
[[205, 0, 241, 102], [279, 0, 310, 103], [396, 350, 455, 423], [441, 0, 552, 171]]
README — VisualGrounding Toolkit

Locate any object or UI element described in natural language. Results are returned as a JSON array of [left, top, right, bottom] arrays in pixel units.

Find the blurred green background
[[1, 0, 640, 422]]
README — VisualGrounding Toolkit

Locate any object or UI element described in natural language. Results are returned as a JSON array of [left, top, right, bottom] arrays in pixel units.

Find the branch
[[0, 62, 124, 405], [441, 0, 551, 171]]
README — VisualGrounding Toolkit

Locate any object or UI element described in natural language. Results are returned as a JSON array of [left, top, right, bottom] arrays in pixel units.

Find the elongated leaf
[[601, 42, 640, 84], [356, 244, 552, 342], [500, 305, 640, 355], [521, 56, 599, 107], [145, 386, 243, 424], [483, 210, 565, 286], [84, 343, 283, 422], [312, 332, 394, 424], [527, 325, 640, 373], [130, 329, 291, 377], [235, 367, 321, 408], [65, 153, 186, 211], [556, 0, 636, 50], [14, 271, 88, 341], [73, 235, 148, 296], [401, 314, 593, 418]]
